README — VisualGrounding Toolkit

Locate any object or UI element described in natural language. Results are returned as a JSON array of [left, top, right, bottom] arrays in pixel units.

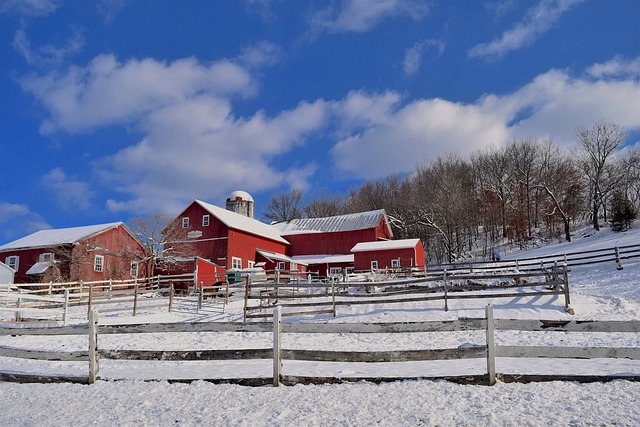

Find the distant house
[[351, 238, 425, 272], [0, 260, 14, 284], [0, 223, 149, 284]]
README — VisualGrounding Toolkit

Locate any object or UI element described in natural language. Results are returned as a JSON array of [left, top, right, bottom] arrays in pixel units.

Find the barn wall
[[228, 230, 288, 269], [285, 229, 378, 256], [353, 247, 421, 271]]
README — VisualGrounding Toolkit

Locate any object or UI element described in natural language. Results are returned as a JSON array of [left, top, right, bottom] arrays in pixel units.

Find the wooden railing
[[244, 263, 572, 320], [2, 305, 638, 386]]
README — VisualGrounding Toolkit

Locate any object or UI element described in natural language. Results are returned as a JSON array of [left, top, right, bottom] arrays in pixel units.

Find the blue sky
[[0, 0, 638, 244]]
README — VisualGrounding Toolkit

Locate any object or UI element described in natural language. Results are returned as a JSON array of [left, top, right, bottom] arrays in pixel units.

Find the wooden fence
[[1, 305, 638, 386], [244, 263, 572, 320], [429, 244, 640, 273]]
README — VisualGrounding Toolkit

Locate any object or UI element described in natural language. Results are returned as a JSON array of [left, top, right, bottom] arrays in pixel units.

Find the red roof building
[[351, 238, 426, 272]]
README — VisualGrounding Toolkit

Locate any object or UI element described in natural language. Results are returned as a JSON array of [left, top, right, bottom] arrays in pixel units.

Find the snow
[[1, 224, 640, 426], [0, 222, 123, 251], [273, 209, 388, 236]]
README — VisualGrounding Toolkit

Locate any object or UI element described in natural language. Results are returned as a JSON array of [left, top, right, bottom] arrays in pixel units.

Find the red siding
[[353, 243, 425, 271], [170, 202, 288, 270], [1, 225, 148, 284]]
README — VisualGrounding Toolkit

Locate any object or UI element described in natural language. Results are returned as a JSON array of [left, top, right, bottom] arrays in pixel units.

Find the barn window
[[130, 262, 138, 278], [232, 257, 242, 269], [182, 217, 189, 228], [248, 260, 255, 268], [277, 262, 285, 270], [39, 253, 54, 262], [371, 260, 378, 271], [5, 255, 19, 272], [391, 259, 400, 268], [329, 267, 342, 276], [290, 262, 297, 271], [202, 215, 210, 227], [94, 255, 104, 272]]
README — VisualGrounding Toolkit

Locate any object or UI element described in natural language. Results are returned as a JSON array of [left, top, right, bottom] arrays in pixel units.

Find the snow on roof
[[26, 261, 54, 275], [351, 238, 421, 253], [256, 249, 308, 266], [227, 190, 254, 202], [273, 209, 390, 236], [195, 200, 289, 244], [291, 253, 354, 265], [0, 222, 125, 251]]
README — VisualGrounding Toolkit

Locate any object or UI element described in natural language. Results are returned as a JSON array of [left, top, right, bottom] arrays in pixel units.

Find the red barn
[[273, 209, 393, 276], [351, 238, 425, 272], [166, 199, 290, 271], [0, 223, 149, 284]]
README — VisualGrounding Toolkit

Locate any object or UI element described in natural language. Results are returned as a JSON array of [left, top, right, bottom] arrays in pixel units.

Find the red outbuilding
[[351, 238, 425, 272]]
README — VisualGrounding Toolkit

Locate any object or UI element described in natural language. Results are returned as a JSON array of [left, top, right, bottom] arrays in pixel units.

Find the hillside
[[1, 225, 639, 426]]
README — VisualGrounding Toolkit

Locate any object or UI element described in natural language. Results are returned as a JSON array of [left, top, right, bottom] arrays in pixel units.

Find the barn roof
[[257, 249, 308, 266], [291, 254, 354, 265], [195, 200, 289, 245], [351, 238, 421, 253], [273, 209, 391, 236], [0, 222, 125, 251]]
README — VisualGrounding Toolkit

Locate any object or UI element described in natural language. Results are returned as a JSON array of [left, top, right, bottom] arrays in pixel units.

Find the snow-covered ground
[[1, 225, 639, 426]]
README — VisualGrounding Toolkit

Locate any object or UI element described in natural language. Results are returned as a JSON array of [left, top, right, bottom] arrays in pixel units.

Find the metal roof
[[0, 222, 125, 251], [351, 238, 421, 253], [273, 209, 390, 236]]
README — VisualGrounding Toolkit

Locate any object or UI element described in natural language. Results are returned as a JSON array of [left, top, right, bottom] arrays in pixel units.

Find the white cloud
[[21, 54, 255, 134], [96, 0, 129, 23], [42, 167, 94, 211], [13, 28, 85, 67], [0, 0, 59, 16], [237, 41, 284, 69], [403, 39, 445, 76], [468, 0, 583, 59], [330, 66, 640, 178], [0, 202, 50, 242], [587, 55, 640, 79], [309, 0, 429, 36]]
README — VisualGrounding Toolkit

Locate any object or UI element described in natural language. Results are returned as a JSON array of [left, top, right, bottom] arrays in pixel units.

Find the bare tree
[[575, 121, 627, 230], [304, 191, 343, 218], [263, 188, 304, 223], [129, 213, 194, 276]]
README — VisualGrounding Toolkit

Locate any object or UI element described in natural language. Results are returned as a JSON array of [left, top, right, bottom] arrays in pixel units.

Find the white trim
[[94, 255, 104, 273], [202, 214, 210, 227], [391, 258, 400, 268], [371, 260, 378, 270], [5, 255, 19, 272], [232, 257, 242, 269], [182, 217, 189, 228], [130, 261, 138, 278]]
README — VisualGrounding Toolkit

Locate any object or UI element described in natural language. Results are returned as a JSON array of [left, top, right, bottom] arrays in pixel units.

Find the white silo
[[226, 190, 255, 218]]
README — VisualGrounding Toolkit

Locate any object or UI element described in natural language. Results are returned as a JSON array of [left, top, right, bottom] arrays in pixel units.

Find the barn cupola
[[226, 190, 255, 218]]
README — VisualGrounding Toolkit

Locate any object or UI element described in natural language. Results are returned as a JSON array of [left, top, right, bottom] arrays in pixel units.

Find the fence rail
[[1, 305, 638, 386]]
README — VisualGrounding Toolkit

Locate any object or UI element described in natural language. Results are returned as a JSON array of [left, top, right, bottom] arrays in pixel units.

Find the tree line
[[264, 121, 639, 264]]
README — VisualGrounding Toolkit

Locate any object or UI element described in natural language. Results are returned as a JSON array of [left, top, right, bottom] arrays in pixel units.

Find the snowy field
[[1, 225, 639, 426]]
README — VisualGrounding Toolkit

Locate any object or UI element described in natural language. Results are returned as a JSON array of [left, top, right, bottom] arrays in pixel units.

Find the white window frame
[[39, 252, 54, 262], [182, 217, 189, 228], [391, 258, 400, 268], [94, 255, 104, 273], [5, 255, 19, 272], [277, 261, 285, 270], [371, 260, 378, 271], [130, 261, 139, 278], [202, 214, 210, 227], [232, 257, 242, 269], [247, 260, 255, 268], [290, 262, 297, 271]]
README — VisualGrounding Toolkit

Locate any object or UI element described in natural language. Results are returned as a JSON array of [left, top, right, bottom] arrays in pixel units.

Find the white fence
[[1, 305, 638, 386]]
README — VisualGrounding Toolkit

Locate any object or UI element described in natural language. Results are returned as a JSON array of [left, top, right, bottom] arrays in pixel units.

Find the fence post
[[273, 305, 282, 387], [615, 247, 623, 270], [15, 288, 22, 322], [485, 304, 496, 385], [243, 276, 250, 323], [168, 283, 174, 313], [562, 263, 572, 312], [62, 289, 69, 325], [88, 309, 100, 384], [48, 281, 53, 295], [443, 270, 449, 312], [86, 282, 91, 319], [133, 282, 139, 316], [332, 279, 336, 317], [197, 284, 203, 312]]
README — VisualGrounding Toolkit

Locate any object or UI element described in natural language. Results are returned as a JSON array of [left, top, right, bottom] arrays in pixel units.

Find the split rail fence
[[244, 263, 572, 320], [1, 305, 638, 386]]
